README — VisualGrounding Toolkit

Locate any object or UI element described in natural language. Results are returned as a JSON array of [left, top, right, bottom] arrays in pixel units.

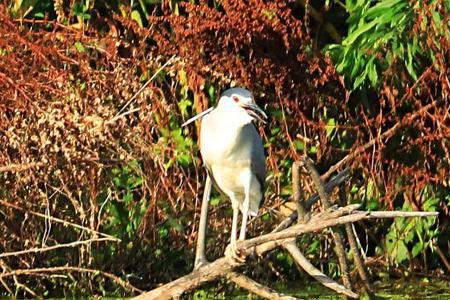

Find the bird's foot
[[194, 257, 209, 270], [225, 242, 246, 263]]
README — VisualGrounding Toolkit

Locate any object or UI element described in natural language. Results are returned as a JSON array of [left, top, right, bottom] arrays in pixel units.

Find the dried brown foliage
[[0, 5, 198, 294]]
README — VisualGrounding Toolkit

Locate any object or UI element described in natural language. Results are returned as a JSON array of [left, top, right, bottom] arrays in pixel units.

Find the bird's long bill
[[181, 107, 214, 127], [242, 103, 268, 124]]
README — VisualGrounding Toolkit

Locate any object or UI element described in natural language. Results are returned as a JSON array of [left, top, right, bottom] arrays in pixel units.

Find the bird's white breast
[[200, 106, 264, 216]]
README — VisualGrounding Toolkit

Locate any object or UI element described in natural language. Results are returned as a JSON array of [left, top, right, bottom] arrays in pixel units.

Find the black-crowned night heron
[[182, 87, 267, 267]]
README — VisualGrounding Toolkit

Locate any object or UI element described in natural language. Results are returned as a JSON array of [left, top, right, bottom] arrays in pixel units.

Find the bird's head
[[219, 88, 267, 124]]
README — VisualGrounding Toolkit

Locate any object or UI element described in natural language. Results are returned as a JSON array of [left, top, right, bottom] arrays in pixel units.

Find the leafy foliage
[[384, 193, 439, 264], [327, 0, 449, 91]]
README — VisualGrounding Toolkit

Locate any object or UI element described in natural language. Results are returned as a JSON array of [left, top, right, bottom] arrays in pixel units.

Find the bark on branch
[[134, 207, 437, 300]]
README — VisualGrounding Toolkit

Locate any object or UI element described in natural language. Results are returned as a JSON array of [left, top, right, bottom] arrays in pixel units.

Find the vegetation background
[[0, 0, 449, 297]]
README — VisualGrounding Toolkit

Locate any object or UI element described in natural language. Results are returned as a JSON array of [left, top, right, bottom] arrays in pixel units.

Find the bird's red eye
[[232, 96, 239, 103]]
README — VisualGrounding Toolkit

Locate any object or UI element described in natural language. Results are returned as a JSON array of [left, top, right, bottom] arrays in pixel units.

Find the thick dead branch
[[283, 241, 358, 298], [133, 256, 241, 300], [283, 162, 357, 298], [134, 207, 437, 300], [228, 271, 299, 300], [302, 157, 352, 289], [339, 186, 374, 294], [292, 161, 307, 221], [274, 168, 350, 232], [194, 175, 212, 269], [246, 211, 438, 249]]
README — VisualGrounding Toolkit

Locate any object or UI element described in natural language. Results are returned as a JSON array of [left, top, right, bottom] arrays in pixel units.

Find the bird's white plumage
[[200, 88, 265, 218]]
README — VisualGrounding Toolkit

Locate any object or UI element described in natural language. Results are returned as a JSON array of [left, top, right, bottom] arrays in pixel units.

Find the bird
[[183, 87, 267, 261]]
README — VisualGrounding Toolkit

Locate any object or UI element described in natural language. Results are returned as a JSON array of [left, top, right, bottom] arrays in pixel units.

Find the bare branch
[[322, 99, 444, 180], [0, 238, 118, 258], [0, 199, 119, 241], [0, 266, 142, 293], [301, 157, 351, 289], [283, 241, 358, 298], [228, 272, 299, 300]]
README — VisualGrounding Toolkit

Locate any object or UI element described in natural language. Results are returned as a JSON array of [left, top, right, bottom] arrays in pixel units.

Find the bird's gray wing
[[248, 123, 266, 199]]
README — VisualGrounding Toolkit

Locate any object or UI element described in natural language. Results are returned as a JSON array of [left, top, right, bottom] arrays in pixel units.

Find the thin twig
[[0, 199, 119, 241], [114, 55, 176, 117], [435, 244, 450, 273], [0, 237, 118, 258], [297, 0, 342, 43], [0, 266, 142, 293], [322, 98, 443, 180]]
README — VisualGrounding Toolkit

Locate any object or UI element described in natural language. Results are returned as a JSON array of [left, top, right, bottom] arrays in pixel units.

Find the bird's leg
[[194, 175, 212, 270], [239, 183, 250, 241], [226, 176, 251, 262], [231, 203, 239, 245], [225, 201, 241, 260]]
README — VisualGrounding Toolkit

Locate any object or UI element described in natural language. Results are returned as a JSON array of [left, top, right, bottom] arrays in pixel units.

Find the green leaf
[[262, 213, 271, 221], [431, 10, 441, 26], [344, 19, 377, 45], [34, 11, 45, 18], [406, 43, 418, 80], [294, 140, 304, 151], [412, 242, 423, 257], [74, 41, 85, 53], [325, 118, 335, 137], [123, 192, 134, 204], [130, 177, 144, 189], [131, 10, 143, 28], [210, 196, 220, 206], [367, 58, 378, 87], [396, 240, 408, 263]]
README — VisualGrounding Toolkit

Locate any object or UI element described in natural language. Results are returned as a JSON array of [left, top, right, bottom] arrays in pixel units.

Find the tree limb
[[283, 241, 358, 298], [228, 271, 299, 300], [133, 207, 437, 300]]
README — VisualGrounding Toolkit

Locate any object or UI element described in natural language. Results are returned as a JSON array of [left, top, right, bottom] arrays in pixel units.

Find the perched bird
[[184, 87, 267, 260]]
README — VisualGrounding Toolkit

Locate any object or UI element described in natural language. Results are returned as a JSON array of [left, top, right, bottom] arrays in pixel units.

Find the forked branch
[[133, 206, 437, 300]]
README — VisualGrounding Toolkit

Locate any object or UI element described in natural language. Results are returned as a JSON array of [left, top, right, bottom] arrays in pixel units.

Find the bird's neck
[[216, 101, 253, 127]]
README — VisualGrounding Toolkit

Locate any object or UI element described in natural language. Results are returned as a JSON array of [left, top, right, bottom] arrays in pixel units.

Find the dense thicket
[[0, 0, 449, 297]]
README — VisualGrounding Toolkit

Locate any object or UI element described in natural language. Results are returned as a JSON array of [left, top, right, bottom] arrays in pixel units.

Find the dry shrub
[[0, 5, 199, 294]]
